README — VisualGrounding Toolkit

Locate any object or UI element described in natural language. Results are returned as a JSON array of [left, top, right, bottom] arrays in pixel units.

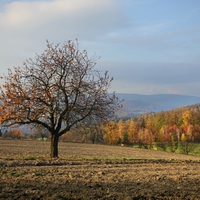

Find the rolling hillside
[[116, 93, 200, 117]]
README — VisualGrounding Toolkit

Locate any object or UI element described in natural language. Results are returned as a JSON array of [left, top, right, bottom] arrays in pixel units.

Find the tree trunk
[[50, 134, 59, 158]]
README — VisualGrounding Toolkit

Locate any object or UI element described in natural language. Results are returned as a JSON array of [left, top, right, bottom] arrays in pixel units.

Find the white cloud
[[0, 0, 126, 73], [0, 0, 125, 39]]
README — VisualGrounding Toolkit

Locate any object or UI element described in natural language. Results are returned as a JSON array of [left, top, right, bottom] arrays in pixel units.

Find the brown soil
[[0, 140, 200, 200]]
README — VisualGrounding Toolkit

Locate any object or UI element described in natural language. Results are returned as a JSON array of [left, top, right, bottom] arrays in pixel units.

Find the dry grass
[[0, 139, 199, 161]]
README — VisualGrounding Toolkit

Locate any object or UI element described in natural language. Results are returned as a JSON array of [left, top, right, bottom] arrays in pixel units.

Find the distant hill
[[116, 93, 200, 117]]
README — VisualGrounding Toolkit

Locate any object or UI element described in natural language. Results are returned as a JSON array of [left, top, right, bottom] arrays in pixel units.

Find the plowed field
[[0, 140, 200, 199]]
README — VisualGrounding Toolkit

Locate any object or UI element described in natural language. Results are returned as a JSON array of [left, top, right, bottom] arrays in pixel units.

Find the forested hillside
[[103, 103, 200, 155], [60, 103, 200, 155]]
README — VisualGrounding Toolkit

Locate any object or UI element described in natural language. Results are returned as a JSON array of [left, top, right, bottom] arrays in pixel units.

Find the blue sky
[[0, 0, 200, 96]]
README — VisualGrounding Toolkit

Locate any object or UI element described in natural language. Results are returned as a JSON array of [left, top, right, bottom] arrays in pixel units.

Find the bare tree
[[0, 39, 122, 158]]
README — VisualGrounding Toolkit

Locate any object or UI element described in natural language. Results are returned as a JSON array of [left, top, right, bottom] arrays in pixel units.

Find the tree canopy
[[0, 39, 122, 157]]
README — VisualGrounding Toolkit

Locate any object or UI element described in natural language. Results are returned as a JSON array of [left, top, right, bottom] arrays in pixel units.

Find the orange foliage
[[11, 129, 24, 138]]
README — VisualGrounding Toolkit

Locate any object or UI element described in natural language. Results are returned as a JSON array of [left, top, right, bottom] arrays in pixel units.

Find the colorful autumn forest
[[64, 103, 200, 155], [1, 104, 200, 155]]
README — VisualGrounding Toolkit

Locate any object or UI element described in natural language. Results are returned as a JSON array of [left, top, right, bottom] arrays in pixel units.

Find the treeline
[[103, 104, 200, 154], [60, 104, 200, 154], [1, 104, 200, 154], [0, 125, 50, 141]]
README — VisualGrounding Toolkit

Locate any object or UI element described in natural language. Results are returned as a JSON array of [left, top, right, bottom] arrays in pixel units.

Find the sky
[[0, 0, 200, 96]]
